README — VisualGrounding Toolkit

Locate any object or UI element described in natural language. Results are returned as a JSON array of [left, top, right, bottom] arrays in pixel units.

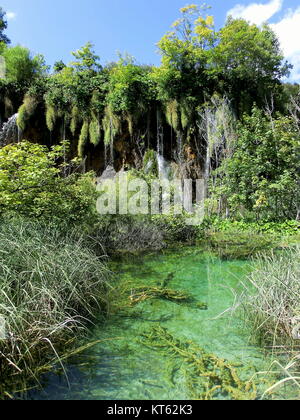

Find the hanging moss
[[165, 100, 180, 131], [126, 113, 134, 136], [46, 105, 57, 132], [70, 106, 80, 136], [91, 91, 100, 110], [24, 95, 38, 116], [180, 101, 192, 129], [102, 106, 121, 145], [17, 104, 28, 131], [89, 118, 101, 146], [17, 95, 38, 131], [78, 121, 89, 158]]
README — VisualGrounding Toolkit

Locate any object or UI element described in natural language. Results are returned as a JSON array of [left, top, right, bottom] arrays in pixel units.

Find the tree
[[0, 7, 10, 45], [53, 60, 66, 73], [212, 107, 300, 220], [2, 45, 48, 84], [211, 18, 291, 115], [71, 42, 101, 72], [155, 4, 215, 102]]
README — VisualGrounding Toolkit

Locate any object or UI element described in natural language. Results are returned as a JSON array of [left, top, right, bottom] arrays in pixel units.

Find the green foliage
[[106, 61, 155, 131], [165, 100, 180, 131], [2, 45, 48, 84], [211, 107, 300, 220], [53, 60, 66, 73], [17, 94, 38, 131], [71, 42, 101, 72], [103, 105, 121, 145], [45, 104, 57, 131], [89, 118, 101, 146], [70, 105, 80, 135], [0, 141, 98, 225], [202, 231, 276, 260], [209, 219, 300, 236], [78, 121, 89, 157], [16, 104, 28, 131], [151, 213, 198, 243], [211, 18, 291, 113]]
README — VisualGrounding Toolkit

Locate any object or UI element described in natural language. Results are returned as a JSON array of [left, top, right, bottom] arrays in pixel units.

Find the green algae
[[140, 326, 257, 400]]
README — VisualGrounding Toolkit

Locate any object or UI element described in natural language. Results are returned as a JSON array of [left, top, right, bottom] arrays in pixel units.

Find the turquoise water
[[27, 248, 271, 400]]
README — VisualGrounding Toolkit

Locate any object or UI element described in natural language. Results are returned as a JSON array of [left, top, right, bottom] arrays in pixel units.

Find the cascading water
[[156, 109, 169, 180], [0, 114, 21, 147], [157, 154, 170, 180]]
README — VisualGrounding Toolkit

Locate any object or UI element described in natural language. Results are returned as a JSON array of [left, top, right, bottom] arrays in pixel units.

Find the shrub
[[0, 141, 98, 226], [93, 215, 165, 253]]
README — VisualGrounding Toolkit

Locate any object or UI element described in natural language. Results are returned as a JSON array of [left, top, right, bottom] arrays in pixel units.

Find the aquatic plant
[[128, 286, 192, 306], [140, 327, 258, 400]]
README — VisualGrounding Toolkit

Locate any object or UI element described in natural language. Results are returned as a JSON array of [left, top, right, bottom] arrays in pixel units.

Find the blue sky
[[2, 0, 300, 80]]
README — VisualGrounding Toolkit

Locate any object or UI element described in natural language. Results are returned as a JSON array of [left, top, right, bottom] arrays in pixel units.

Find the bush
[[93, 215, 165, 253], [0, 141, 98, 226], [0, 219, 111, 397], [209, 219, 300, 236]]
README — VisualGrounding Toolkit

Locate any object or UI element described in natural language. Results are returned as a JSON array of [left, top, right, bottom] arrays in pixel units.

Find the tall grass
[[242, 246, 300, 397], [243, 246, 300, 347], [0, 219, 111, 398]]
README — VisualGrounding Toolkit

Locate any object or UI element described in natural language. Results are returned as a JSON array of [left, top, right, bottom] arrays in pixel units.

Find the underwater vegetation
[[140, 326, 258, 400]]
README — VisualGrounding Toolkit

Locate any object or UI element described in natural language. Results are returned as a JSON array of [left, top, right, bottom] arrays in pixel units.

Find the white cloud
[[270, 7, 300, 81], [227, 0, 283, 25], [6, 12, 17, 21]]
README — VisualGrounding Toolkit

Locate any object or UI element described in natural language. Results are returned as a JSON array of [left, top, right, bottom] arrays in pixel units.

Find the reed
[[0, 219, 111, 398]]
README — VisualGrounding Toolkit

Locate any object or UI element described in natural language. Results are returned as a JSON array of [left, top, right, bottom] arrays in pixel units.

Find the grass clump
[[243, 246, 300, 348], [242, 246, 300, 397], [0, 219, 111, 398], [140, 327, 258, 400]]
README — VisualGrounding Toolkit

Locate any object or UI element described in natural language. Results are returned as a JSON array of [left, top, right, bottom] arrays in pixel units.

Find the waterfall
[[104, 142, 108, 169], [110, 139, 114, 166], [156, 109, 167, 179], [177, 132, 183, 164], [0, 114, 20, 147], [157, 154, 170, 180]]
